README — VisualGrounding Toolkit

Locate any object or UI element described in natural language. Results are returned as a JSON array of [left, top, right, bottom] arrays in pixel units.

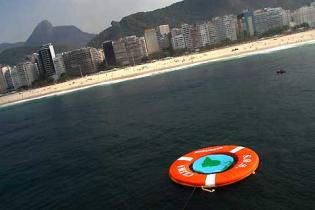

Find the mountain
[[88, 0, 312, 48], [0, 42, 24, 53], [25, 20, 96, 47], [0, 20, 95, 65]]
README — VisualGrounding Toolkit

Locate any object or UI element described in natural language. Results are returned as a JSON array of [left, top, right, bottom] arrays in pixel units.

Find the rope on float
[[182, 187, 196, 210], [201, 186, 216, 193]]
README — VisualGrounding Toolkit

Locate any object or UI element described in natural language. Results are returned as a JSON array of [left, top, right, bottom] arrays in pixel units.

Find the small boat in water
[[277, 69, 286, 74]]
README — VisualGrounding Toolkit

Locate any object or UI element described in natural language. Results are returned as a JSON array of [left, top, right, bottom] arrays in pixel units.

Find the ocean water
[[0, 44, 315, 210]]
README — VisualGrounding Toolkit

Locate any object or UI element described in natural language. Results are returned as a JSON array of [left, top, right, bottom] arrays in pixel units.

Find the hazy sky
[[0, 0, 180, 43]]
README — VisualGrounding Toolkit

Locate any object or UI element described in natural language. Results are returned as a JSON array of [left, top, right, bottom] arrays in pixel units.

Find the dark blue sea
[[1, 44, 315, 210]]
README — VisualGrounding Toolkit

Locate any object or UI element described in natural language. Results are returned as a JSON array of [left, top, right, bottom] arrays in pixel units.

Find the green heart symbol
[[202, 157, 221, 167]]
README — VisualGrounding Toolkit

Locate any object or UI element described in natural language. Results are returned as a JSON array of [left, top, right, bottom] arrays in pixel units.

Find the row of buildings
[[104, 36, 148, 67], [0, 44, 104, 93], [292, 2, 315, 27], [102, 26, 170, 67], [170, 8, 290, 51], [1, 2, 315, 94], [102, 2, 315, 67], [0, 63, 39, 93]]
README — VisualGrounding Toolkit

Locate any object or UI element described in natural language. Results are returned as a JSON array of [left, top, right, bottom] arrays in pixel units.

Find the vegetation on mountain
[[0, 42, 24, 53], [0, 45, 73, 66]]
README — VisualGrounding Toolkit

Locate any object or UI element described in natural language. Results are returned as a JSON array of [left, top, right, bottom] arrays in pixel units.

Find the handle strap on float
[[201, 186, 215, 193]]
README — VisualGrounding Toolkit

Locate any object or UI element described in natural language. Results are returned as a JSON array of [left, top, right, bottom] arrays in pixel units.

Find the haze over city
[[0, 0, 179, 43]]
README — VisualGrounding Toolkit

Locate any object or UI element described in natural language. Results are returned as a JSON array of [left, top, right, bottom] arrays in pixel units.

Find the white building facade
[[144, 29, 160, 55], [223, 15, 238, 41], [10, 67, 23, 90], [15, 62, 39, 88], [0, 67, 7, 94], [138, 37, 148, 57], [171, 34, 186, 50], [213, 15, 237, 42], [197, 23, 211, 47], [53, 54, 66, 78], [207, 21, 218, 45], [2, 66, 14, 91], [282, 9, 292, 26], [181, 24, 193, 50], [157, 25, 170, 36], [254, 8, 285, 35], [292, 5, 315, 27]]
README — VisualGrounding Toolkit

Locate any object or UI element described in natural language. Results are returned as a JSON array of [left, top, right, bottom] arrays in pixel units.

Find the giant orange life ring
[[169, 145, 259, 188]]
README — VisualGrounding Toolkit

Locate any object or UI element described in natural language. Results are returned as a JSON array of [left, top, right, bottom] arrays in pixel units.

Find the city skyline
[[1, 1, 315, 95], [0, 0, 179, 43]]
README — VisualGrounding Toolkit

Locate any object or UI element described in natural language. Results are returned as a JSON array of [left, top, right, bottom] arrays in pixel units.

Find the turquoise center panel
[[192, 154, 234, 174]]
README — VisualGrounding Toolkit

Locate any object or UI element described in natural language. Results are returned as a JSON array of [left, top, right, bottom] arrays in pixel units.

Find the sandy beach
[[1, 29, 315, 107]]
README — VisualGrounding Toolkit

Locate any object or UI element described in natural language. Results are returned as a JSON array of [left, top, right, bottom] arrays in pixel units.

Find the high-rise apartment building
[[144, 29, 160, 55], [0, 68, 7, 94], [254, 8, 285, 35], [171, 34, 186, 50], [180, 22, 219, 50], [103, 41, 117, 67], [10, 67, 23, 90], [113, 39, 130, 66], [158, 35, 171, 51], [112, 36, 147, 66], [224, 15, 238, 41], [282, 9, 292, 26], [292, 4, 315, 27], [189, 25, 201, 49], [157, 25, 170, 36], [213, 15, 237, 42], [207, 21, 218, 45], [181, 24, 194, 50], [171, 28, 182, 37], [197, 23, 211, 47], [37, 43, 56, 77], [213, 17, 226, 43], [1, 66, 14, 91], [138, 37, 148, 57], [124, 36, 146, 65], [156, 24, 171, 50], [63, 47, 102, 77], [15, 62, 39, 87], [237, 10, 256, 38], [53, 54, 66, 78]]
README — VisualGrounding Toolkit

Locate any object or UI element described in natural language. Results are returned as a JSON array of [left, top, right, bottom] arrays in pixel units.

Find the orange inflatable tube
[[169, 145, 259, 188]]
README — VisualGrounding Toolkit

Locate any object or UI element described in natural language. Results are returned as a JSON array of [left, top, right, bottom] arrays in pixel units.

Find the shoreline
[[1, 30, 315, 108]]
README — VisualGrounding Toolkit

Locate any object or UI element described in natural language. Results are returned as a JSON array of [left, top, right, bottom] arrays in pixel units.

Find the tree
[[261, 26, 290, 37], [57, 73, 70, 83]]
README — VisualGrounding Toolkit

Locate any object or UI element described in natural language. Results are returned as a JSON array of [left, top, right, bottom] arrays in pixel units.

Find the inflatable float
[[169, 145, 259, 191]]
